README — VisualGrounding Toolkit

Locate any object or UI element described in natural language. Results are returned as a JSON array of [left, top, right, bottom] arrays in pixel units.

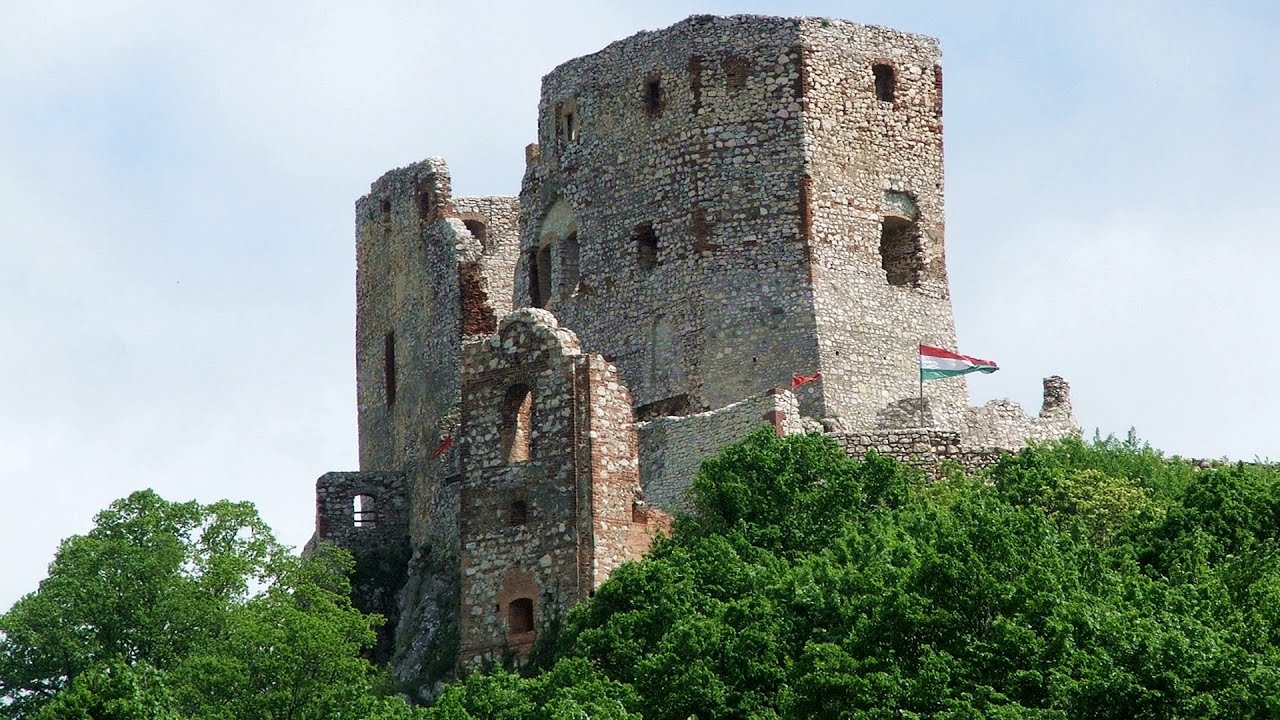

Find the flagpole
[[918, 342, 924, 427]]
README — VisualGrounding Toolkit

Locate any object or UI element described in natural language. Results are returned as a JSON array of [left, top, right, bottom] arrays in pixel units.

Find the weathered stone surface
[[305, 13, 1080, 690]]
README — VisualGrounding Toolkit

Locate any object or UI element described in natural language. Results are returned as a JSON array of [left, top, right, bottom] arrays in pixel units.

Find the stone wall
[[313, 470, 411, 661], [314, 470, 409, 551], [455, 310, 664, 667], [638, 387, 807, 510], [829, 429, 1006, 477], [517, 16, 823, 420], [800, 19, 969, 432], [964, 375, 1079, 449]]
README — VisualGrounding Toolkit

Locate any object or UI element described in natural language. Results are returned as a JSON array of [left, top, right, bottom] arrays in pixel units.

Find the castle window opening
[[565, 111, 577, 141], [416, 185, 435, 220], [873, 63, 896, 103], [724, 57, 750, 91], [383, 332, 397, 408], [463, 219, 488, 251], [527, 250, 544, 308], [509, 500, 528, 526], [560, 232, 580, 300], [500, 384, 534, 462], [634, 223, 658, 271], [879, 216, 922, 287], [508, 597, 534, 634], [644, 76, 662, 116], [536, 245, 553, 307], [380, 199, 391, 223], [353, 494, 377, 528]]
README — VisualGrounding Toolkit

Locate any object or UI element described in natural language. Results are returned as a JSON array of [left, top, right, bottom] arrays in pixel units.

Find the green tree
[[431, 429, 1280, 719], [0, 490, 420, 719]]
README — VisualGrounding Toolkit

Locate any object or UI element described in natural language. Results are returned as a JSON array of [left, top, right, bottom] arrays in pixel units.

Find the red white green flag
[[920, 344, 999, 380]]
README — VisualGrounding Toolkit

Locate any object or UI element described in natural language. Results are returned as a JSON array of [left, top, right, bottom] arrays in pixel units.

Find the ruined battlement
[[308, 15, 1079, 691]]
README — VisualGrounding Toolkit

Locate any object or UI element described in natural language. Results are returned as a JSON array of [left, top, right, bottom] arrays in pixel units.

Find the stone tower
[[455, 310, 664, 665], [308, 14, 1078, 689], [518, 15, 965, 431]]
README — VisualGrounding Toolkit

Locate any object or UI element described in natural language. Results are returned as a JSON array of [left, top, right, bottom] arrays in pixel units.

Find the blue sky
[[2, 0, 1278, 611]]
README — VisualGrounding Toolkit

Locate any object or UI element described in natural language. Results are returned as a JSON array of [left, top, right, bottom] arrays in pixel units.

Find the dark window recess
[[501, 384, 534, 462], [724, 57, 750, 90], [508, 598, 534, 633], [536, 245, 553, 307], [873, 64, 896, 103], [880, 216, 923, 287], [383, 332, 397, 408], [463, 219, 488, 250], [564, 111, 577, 141], [353, 494, 377, 528], [634, 223, 658, 271], [560, 232, 580, 300], [509, 500, 528, 526], [635, 394, 693, 421], [644, 77, 662, 116], [416, 186, 435, 219], [380, 199, 391, 223], [529, 248, 550, 307]]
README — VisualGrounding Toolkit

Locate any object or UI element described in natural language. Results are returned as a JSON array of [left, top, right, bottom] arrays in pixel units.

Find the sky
[[2, 0, 1278, 612]]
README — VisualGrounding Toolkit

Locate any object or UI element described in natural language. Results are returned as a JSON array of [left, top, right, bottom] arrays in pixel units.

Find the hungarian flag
[[920, 344, 999, 380]]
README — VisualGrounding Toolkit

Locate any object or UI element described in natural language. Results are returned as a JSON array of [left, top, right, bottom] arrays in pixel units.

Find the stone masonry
[[306, 14, 1079, 692]]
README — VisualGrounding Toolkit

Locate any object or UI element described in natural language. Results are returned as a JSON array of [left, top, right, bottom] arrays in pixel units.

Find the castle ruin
[[306, 14, 1078, 691]]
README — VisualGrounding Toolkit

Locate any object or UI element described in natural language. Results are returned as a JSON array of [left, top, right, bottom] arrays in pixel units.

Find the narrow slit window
[[634, 223, 658, 272], [501, 384, 534, 462], [536, 245, 553, 307], [645, 77, 662, 116], [873, 64, 895, 103], [383, 332, 397, 409], [560, 232, 580, 300], [508, 597, 534, 634], [528, 250, 545, 308], [353, 494, 377, 528]]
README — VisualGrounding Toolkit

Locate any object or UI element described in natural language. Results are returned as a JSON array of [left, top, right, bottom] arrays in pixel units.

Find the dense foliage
[[430, 430, 1280, 719], [0, 491, 420, 719]]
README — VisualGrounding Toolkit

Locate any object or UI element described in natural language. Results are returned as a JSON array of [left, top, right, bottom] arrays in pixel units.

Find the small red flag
[[791, 372, 822, 390], [431, 435, 453, 458]]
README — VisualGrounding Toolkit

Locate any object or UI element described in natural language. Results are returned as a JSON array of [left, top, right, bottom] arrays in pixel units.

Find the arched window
[[353, 494, 377, 528], [880, 216, 922, 287], [509, 500, 528, 526], [500, 385, 534, 462], [508, 597, 534, 634], [559, 232, 580, 301], [873, 63, 896, 103]]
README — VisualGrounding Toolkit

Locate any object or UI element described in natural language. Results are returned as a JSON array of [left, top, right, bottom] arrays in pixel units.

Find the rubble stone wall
[[638, 388, 807, 511], [799, 19, 969, 431], [455, 311, 663, 667], [964, 375, 1079, 449], [517, 15, 823, 419]]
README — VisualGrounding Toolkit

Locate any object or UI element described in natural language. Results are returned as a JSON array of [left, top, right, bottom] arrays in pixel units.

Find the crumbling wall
[[456, 310, 663, 668], [963, 376, 1079, 449], [313, 471, 410, 662], [638, 388, 807, 511]]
